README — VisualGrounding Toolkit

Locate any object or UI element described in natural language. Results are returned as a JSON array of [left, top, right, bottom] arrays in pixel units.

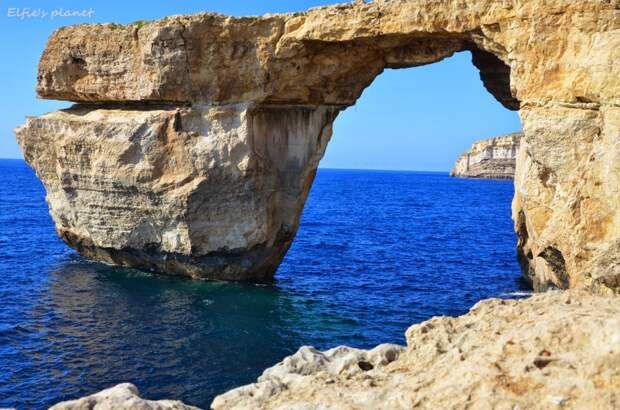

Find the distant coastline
[[450, 132, 522, 179]]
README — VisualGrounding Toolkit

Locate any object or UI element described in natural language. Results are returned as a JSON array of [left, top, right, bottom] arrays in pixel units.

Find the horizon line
[[317, 166, 450, 173], [0, 157, 451, 174]]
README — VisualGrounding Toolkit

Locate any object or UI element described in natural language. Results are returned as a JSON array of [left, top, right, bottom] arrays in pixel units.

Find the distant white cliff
[[450, 132, 522, 179]]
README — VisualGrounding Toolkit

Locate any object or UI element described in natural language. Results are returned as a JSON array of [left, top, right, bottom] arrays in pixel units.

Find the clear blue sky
[[0, 0, 521, 171]]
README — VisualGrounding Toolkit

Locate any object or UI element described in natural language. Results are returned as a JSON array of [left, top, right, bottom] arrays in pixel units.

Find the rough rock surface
[[16, 104, 335, 280], [513, 105, 620, 292], [49, 383, 199, 410], [450, 132, 522, 179], [16, 0, 620, 287], [212, 290, 620, 410]]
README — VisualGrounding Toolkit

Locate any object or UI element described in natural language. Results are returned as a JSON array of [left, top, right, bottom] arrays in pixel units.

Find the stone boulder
[[49, 383, 199, 410]]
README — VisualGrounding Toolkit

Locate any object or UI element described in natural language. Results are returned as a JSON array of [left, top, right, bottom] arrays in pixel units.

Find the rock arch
[[16, 0, 620, 293]]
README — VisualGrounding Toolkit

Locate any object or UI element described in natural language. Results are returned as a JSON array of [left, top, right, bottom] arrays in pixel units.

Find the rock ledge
[[47, 291, 620, 409]]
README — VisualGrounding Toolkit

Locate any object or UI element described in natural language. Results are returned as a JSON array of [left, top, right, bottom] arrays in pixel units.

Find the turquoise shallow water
[[0, 159, 528, 408]]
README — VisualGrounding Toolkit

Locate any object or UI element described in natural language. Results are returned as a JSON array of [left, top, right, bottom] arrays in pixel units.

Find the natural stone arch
[[16, 0, 620, 293], [36, 11, 519, 109]]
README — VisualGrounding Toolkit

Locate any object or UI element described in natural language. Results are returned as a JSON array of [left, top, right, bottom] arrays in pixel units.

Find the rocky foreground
[[450, 132, 522, 179], [211, 290, 619, 409], [49, 290, 620, 409], [49, 383, 199, 410]]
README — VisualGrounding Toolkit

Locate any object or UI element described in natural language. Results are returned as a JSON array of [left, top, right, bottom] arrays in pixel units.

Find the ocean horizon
[[0, 157, 475, 175]]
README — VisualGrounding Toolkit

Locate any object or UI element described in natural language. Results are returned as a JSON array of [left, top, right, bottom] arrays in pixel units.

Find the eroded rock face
[[513, 106, 620, 293], [212, 290, 620, 410], [16, 104, 336, 280], [17, 0, 620, 286], [450, 132, 522, 179], [49, 383, 199, 410]]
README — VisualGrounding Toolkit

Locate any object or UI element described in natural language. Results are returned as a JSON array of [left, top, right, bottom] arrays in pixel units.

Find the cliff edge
[[450, 132, 522, 179]]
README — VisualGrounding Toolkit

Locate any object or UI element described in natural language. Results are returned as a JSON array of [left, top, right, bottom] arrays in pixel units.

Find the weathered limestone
[[450, 132, 522, 179], [16, 0, 620, 288], [16, 104, 336, 280], [513, 106, 620, 292], [49, 383, 199, 410], [212, 290, 620, 410], [35, 7, 511, 108], [22, 3, 620, 407]]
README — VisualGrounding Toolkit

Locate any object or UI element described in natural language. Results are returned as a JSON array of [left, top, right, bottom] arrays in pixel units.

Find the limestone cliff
[[450, 132, 522, 179], [20, 3, 620, 407], [16, 0, 620, 290]]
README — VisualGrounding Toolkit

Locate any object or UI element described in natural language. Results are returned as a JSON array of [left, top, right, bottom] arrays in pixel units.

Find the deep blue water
[[0, 159, 527, 408]]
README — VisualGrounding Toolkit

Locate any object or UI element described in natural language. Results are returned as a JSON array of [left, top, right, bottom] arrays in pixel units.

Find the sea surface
[[0, 159, 528, 408]]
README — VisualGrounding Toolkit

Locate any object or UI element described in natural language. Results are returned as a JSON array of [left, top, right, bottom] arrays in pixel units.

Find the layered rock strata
[[16, 0, 620, 288], [212, 290, 620, 410], [450, 132, 522, 179], [16, 104, 336, 280]]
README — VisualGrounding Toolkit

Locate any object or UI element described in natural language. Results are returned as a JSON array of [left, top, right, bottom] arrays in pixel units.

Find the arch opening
[[273, 51, 528, 334], [320, 50, 522, 172]]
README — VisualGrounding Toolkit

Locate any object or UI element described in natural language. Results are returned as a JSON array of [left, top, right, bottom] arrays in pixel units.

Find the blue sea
[[0, 159, 528, 408]]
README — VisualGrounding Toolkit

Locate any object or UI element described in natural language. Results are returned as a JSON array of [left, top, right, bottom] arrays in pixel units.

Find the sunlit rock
[[16, 0, 620, 289], [212, 291, 620, 409], [450, 132, 522, 179], [16, 104, 336, 280], [49, 383, 199, 410]]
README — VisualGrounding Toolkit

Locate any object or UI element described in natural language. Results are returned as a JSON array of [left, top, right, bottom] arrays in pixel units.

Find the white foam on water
[[500, 291, 533, 297]]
